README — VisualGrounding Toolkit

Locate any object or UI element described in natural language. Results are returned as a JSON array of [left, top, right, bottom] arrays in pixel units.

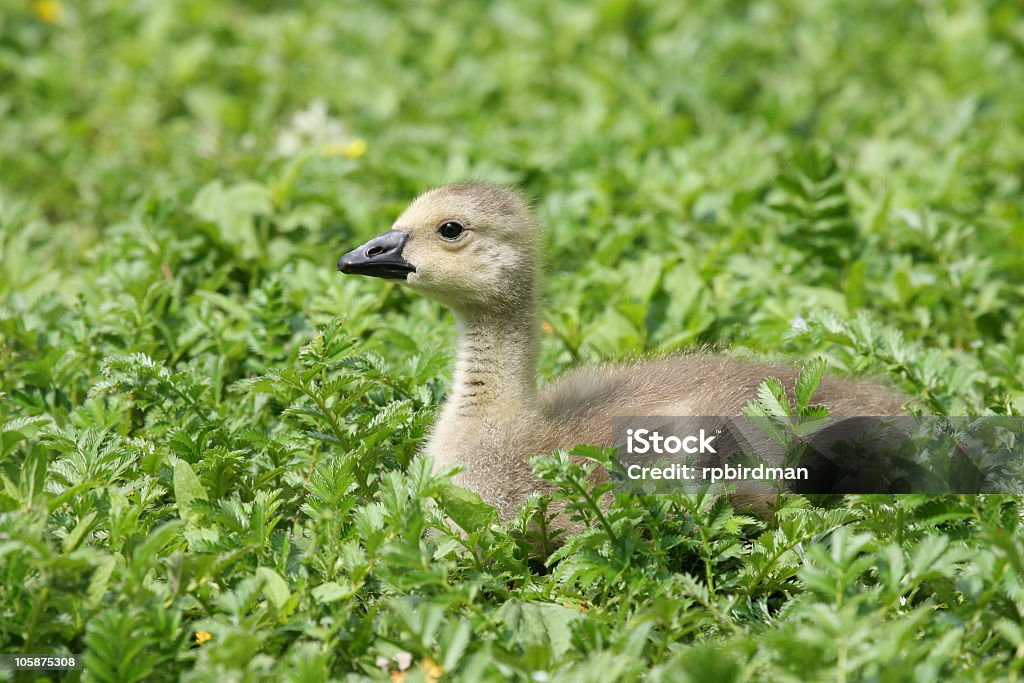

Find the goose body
[[338, 184, 906, 520]]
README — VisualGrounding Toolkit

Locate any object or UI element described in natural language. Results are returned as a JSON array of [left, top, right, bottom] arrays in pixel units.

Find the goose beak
[[336, 229, 416, 280]]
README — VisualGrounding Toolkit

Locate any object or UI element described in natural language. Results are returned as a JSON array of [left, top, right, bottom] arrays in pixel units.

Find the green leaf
[[496, 600, 584, 659], [173, 460, 208, 525], [756, 377, 791, 418], [63, 511, 97, 553], [795, 357, 827, 412], [87, 555, 118, 608], [845, 259, 867, 311], [190, 179, 273, 260], [256, 567, 291, 609], [435, 483, 500, 533], [312, 580, 355, 603]]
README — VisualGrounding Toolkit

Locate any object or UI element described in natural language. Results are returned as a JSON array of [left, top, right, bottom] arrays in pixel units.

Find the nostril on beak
[[366, 245, 385, 258]]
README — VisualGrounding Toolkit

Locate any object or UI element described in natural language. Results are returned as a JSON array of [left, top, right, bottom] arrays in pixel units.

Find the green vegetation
[[2, 0, 1024, 680]]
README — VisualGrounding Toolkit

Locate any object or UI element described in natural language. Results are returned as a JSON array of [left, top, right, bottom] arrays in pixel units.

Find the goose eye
[[437, 220, 465, 241]]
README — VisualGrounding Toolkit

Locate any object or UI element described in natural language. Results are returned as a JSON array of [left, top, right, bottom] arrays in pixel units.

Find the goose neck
[[449, 311, 538, 416]]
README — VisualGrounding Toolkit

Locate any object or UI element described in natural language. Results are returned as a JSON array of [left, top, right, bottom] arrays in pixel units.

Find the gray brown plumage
[[337, 183, 907, 522]]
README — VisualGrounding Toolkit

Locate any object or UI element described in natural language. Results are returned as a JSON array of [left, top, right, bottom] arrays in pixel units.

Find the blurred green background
[[3, 0, 1023, 413]]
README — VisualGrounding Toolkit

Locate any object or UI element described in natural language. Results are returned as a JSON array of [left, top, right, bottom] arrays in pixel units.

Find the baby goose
[[337, 183, 906, 521]]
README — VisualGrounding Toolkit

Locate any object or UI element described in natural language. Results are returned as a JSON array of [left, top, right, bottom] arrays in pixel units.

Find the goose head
[[337, 183, 539, 316]]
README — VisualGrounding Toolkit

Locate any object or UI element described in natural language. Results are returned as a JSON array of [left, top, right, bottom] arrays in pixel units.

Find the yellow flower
[[321, 138, 367, 159], [194, 630, 212, 645], [343, 138, 368, 159], [32, 0, 61, 23], [421, 658, 443, 683]]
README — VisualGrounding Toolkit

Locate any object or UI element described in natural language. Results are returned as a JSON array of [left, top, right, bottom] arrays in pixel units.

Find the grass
[[2, 0, 1024, 680]]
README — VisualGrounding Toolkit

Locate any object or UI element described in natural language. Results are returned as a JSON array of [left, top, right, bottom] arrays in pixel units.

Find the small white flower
[[532, 672, 551, 682], [790, 315, 808, 331], [292, 99, 331, 136], [274, 99, 356, 158], [394, 651, 413, 671], [275, 130, 303, 157]]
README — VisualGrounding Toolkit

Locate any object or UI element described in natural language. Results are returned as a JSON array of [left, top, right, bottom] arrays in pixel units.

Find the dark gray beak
[[336, 229, 416, 280]]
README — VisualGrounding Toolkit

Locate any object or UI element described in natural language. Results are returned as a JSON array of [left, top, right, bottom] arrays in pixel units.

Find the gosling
[[337, 183, 906, 521]]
